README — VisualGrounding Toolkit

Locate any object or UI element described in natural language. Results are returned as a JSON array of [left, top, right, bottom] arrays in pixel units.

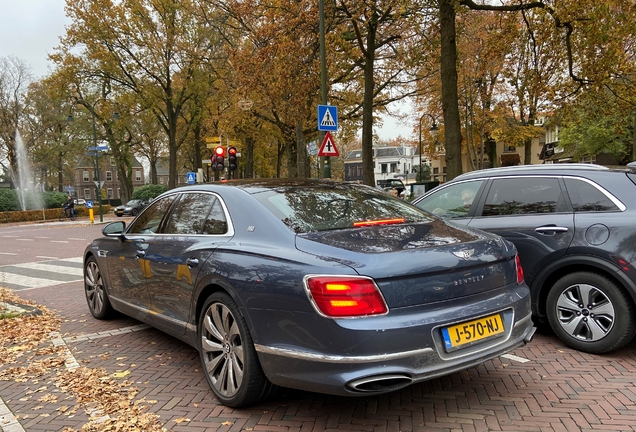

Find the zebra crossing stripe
[[0, 257, 84, 291], [10, 262, 83, 276]]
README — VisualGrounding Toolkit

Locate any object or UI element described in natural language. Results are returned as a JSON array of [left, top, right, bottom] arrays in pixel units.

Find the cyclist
[[63, 195, 75, 219]]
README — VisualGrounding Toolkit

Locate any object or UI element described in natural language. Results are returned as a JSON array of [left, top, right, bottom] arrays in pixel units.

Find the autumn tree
[[0, 56, 32, 187], [437, 0, 636, 180], [333, 0, 434, 187], [58, 0, 218, 189]]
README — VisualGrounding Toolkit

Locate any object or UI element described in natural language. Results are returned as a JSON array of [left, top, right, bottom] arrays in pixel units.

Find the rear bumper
[[252, 284, 534, 396]]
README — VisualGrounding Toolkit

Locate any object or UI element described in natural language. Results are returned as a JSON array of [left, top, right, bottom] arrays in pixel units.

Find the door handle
[[136, 250, 146, 258], [535, 226, 569, 234], [186, 258, 199, 267]]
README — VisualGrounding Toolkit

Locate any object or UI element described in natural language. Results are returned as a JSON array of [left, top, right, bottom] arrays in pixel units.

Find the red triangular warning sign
[[318, 132, 339, 157]]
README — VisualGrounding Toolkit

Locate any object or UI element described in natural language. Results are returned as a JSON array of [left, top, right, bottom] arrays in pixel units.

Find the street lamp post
[[418, 113, 439, 182], [68, 98, 119, 223]]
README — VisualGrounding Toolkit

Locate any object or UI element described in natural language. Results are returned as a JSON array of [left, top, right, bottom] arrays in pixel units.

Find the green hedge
[[132, 184, 168, 200], [0, 205, 112, 224], [0, 189, 68, 212]]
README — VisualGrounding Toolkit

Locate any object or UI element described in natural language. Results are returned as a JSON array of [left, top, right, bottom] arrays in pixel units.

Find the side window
[[482, 177, 566, 216], [202, 199, 228, 234], [164, 193, 218, 235], [564, 178, 620, 212], [129, 196, 175, 234], [415, 181, 483, 219]]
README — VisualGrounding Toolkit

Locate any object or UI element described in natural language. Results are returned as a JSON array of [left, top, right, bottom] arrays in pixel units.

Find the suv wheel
[[547, 272, 636, 353]]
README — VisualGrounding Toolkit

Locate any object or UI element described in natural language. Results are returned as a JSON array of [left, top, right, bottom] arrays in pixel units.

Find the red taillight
[[352, 218, 405, 227], [305, 276, 388, 318], [515, 254, 524, 284]]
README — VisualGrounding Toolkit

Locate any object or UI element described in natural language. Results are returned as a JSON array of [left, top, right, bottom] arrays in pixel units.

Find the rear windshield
[[251, 183, 433, 233]]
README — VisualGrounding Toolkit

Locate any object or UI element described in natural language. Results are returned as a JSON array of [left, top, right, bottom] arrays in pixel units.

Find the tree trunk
[[296, 121, 307, 178], [440, 0, 464, 180], [245, 137, 254, 178]]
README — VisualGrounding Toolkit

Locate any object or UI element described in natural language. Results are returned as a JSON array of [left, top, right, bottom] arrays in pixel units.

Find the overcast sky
[[0, 0, 69, 79], [0, 0, 411, 140]]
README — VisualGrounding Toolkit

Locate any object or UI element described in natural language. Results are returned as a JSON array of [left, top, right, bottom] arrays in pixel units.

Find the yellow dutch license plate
[[441, 313, 504, 350]]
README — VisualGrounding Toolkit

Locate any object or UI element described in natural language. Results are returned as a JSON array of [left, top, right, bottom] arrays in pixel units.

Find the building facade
[[344, 145, 424, 185], [72, 155, 145, 202]]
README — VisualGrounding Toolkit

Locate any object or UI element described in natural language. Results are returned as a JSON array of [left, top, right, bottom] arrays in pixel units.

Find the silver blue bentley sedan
[[83, 179, 535, 407]]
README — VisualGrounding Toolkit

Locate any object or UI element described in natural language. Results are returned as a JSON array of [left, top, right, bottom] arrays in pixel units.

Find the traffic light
[[213, 146, 225, 171], [228, 146, 238, 171]]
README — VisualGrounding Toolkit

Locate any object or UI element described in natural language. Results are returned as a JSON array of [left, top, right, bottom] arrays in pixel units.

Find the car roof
[[454, 163, 635, 180], [168, 178, 369, 195]]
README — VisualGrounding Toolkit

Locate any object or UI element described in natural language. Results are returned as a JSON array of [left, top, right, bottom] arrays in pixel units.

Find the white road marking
[[0, 252, 17, 255], [15, 239, 33, 241], [50, 240, 69, 243], [501, 353, 530, 363], [10, 262, 83, 276], [0, 396, 26, 432], [36, 256, 58, 259]]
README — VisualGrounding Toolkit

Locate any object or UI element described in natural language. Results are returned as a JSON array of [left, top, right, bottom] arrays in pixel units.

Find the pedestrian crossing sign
[[317, 105, 338, 131]]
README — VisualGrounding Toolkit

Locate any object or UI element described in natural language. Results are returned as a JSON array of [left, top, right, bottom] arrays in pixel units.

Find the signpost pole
[[319, 0, 329, 178]]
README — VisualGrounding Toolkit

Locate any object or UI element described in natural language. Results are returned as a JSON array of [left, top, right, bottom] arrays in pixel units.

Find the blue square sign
[[317, 105, 338, 131], [186, 172, 196, 185]]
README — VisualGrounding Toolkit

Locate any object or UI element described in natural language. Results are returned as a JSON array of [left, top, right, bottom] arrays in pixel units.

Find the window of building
[[357, 166, 363, 177], [390, 163, 397, 173], [503, 144, 516, 152], [159, 177, 164, 184], [110, 157, 115, 166], [579, 155, 597, 164], [84, 188, 91, 200], [117, 188, 121, 199], [135, 171, 141, 181], [83, 171, 89, 182], [106, 171, 112, 181], [381, 164, 387, 174], [433, 167, 439, 174]]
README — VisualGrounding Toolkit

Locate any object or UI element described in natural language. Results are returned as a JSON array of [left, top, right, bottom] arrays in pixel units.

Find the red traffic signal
[[213, 146, 225, 171], [228, 146, 238, 171]]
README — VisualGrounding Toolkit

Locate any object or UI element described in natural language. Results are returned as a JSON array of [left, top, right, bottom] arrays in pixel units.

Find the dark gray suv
[[413, 163, 636, 354]]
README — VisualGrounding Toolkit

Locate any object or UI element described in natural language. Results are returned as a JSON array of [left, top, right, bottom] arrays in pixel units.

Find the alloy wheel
[[201, 302, 245, 398], [555, 282, 615, 341], [85, 261, 105, 314]]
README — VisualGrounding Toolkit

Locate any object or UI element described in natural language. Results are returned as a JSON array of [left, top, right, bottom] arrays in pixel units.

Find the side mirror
[[102, 221, 127, 242]]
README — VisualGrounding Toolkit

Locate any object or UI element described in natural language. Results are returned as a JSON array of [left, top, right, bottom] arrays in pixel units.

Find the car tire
[[132, 209, 138, 216], [116, 214, 123, 217], [198, 292, 277, 407], [84, 257, 114, 320], [547, 272, 636, 354]]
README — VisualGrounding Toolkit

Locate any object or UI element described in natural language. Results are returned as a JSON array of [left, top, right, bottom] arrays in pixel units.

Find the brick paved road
[[2, 220, 636, 431]]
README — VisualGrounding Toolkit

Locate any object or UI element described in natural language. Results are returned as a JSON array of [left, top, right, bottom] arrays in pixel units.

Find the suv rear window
[[483, 177, 567, 216], [252, 184, 432, 233], [563, 178, 620, 212]]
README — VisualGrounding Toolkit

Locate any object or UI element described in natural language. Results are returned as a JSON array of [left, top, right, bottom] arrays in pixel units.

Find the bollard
[[89, 208, 94, 224]]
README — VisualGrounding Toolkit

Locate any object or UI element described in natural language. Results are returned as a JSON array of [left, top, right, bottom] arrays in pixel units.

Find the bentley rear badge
[[452, 249, 475, 260]]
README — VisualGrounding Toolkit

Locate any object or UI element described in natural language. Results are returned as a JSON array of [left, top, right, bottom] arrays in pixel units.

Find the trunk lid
[[296, 220, 519, 308]]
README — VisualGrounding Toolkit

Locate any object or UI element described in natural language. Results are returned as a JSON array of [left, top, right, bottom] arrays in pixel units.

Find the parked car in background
[[83, 179, 534, 407], [113, 199, 149, 217], [74, 199, 86, 206], [413, 163, 636, 354], [376, 179, 406, 195]]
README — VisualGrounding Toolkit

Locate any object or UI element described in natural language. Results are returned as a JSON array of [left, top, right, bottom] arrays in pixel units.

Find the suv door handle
[[186, 258, 199, 267], [535, 225, 569, 234]]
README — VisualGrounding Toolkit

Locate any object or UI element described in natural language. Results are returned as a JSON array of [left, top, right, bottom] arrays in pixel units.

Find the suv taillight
[[304, 276, 388, 318], [515, 254, 524, 284]]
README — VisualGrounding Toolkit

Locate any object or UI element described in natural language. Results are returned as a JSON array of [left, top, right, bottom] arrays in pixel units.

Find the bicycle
[[59, 207, 76, 222]]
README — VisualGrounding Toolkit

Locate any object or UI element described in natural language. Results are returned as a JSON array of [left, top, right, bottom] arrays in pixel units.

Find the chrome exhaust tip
[[347, 374, 413, 393]]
